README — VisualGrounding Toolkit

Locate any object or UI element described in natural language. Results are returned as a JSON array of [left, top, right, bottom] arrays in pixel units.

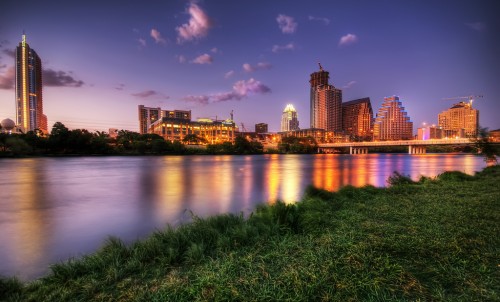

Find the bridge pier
[[349, 147, 369, 155], [408, 145, 426, 154]]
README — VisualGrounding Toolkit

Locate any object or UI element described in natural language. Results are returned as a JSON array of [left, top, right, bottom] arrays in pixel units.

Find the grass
[[1, 165, 499, 301]]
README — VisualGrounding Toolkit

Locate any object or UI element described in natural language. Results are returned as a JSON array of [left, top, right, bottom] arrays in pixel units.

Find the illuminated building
[[138, 105, 191, 134], [280, 104, 299, 132], [255, 123, 268, 133], [15, 34, 47, 133], [438, 102, 478, 138], [417, 126, 465, 140], [310, 64, 342, 131], [373, 96, 413, 140], [342, 97, 373, 140], [149, 117, 236, 144]]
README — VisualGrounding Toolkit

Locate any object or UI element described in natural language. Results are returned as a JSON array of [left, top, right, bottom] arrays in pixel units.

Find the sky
[[0, 0, 499, 133]]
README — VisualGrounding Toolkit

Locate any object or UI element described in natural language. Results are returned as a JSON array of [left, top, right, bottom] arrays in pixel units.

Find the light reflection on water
[[0, 154, 486, 280]]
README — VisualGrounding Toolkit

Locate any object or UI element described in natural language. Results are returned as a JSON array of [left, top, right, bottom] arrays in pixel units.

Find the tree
[[473, 127, 497, 164]]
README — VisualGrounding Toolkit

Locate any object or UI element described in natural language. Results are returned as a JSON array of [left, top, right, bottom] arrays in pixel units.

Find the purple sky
[[1, 0, 499, 133]]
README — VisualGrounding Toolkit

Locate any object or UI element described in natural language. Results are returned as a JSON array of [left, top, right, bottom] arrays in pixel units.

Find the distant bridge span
[[318, 139, 475, 154]]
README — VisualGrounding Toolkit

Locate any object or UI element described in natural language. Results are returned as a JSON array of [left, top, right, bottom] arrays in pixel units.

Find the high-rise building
[[255, 123, 268, 133], [438, 101, 478, 138], [281, 104, 299, 132], [138, 105, 191, 134], [373, 96, 413, 140], [310, 64, 342, 131], [15, 34, 47, 133], [342, 97, 373, 140]]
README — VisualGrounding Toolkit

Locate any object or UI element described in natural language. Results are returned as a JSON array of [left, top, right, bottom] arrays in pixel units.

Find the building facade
[[280, 104, 299, 132], [342, 97, 373, 140], [15, 35, 47, 133], [373, 96, 413, 140], [438, 102, 479, 138], [149, 117, 236, 144], [310, 64, 342, 132], [138, 105, 191, 134], [255, 123, 268, 133]]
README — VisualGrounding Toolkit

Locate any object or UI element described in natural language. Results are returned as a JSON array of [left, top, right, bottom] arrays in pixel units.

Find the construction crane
[[240, 123, 248, 132], [442, 95, 483, 107]]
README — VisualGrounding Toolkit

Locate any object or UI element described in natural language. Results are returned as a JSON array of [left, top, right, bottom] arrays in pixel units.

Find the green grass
[[1, 165, 499, 301]]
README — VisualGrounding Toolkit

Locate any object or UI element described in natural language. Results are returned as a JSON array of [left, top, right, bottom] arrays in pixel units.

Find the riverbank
[[2, 165, 499, 301]]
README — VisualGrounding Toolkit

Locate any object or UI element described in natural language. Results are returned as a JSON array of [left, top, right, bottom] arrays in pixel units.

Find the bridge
[[318, 139, 474, 154]]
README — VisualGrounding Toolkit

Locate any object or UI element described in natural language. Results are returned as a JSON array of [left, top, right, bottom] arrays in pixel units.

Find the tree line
[[0, 122, 319, 157]]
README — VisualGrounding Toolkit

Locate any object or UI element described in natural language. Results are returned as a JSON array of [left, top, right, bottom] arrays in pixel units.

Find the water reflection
[[0, 154, 486, 280]]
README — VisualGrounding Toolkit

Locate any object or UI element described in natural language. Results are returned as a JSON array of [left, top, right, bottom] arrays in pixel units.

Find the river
[[0, 153, 486, 280]]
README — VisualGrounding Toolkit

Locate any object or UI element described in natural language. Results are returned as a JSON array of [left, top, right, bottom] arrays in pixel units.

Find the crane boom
[[442, 95, 483, 106]]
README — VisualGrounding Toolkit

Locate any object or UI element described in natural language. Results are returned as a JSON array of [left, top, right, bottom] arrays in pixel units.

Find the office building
[[15, 34, 47, 133], [342, 98, 373, 140], [255, 123, 268, 133], [280, 104, 299, 132], [138, 105, 191, 134], [438, 102, 478, 138], [310, 64, 342, 131], [373, 96, 413, 140]]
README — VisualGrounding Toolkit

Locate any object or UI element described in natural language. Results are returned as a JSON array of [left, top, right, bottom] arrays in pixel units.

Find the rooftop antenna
[[22, 30, 26, 46], [318, 62, 323, 71], [230, 110, 234, 121]]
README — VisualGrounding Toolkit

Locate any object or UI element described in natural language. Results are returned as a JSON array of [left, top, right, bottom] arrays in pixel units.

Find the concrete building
[[418, 126, 465, 140], [138, 105, 191, 134], [15, 34, 47, 133], [149, 116, 237, 144], [373, 96, 413, 141], [255, 123, 268, 133], [280, 104, 299, 132], [310, 64, 342, 132], [342, 97, 373, 140], [438, 101, 479, 138]]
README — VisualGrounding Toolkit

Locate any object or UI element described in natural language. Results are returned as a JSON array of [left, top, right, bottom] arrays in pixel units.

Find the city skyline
[[1, 0, 499, 133]]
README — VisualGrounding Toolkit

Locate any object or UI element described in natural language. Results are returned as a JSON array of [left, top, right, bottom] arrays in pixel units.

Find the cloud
[[211, 47, 218, 53], [43, 69, 84, 87], [192, 53, 213, 64], [0, 66, 15, 89], [339, 33, 358, 46], [131, 90, 169, 99], [176, 3, 213, 43], [177, 55, 187, 63], [243, 62, 272, 72], [342, 80, 357, 89], [150, 28, 166, 44], [224, 70, 234, 79], [308, 15, 330, 25], [2, 49, 15, 59], [182, 78, 271, 104], [182, 95, 210, 105], [115, 83, 126, 91], [465, 22, 486, 31], [276, 14, 297, 34], [272, 43, 295, 53], [138, 38, 146, 48]]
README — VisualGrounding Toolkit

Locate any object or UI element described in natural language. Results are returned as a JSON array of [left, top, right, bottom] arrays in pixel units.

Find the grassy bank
[[1, 166, 499, 301]]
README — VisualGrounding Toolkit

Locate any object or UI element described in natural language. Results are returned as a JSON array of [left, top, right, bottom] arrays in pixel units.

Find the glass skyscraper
[[15, 34, 47, 133]]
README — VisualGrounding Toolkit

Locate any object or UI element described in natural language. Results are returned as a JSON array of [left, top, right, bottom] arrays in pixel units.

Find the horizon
[[1, 0, 499, 133]]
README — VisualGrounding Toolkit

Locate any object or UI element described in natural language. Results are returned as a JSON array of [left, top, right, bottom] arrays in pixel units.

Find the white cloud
[[178, 55, 187, 63], [182, 78, 271, 104], [339, 33, 358, 46], [465, 22, 486, 31], [138, 38, 146, 47], [176, 3, 213, 43], [211, 47, 218, 53], [342, 81, 357, 89], [272, 43, 295, 53], [276, 14, 297, 34], [224, 70, 235, 79], [192, 54, 213, 64], [308, 15, 330, 25], [150, 28, 166, 44], [243, 62, 272, 72]]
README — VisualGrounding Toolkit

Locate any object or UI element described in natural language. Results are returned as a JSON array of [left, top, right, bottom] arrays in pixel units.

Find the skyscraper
[[255, 123, 268, 133], [138, 105, 191, 134], [15, 34, 47, 133], [310, 63, 342, 131], [373, 96, 413, 140], [438, 102, 478, 138], [281, 104, 299, 132], [342, 97, 373, 140]]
